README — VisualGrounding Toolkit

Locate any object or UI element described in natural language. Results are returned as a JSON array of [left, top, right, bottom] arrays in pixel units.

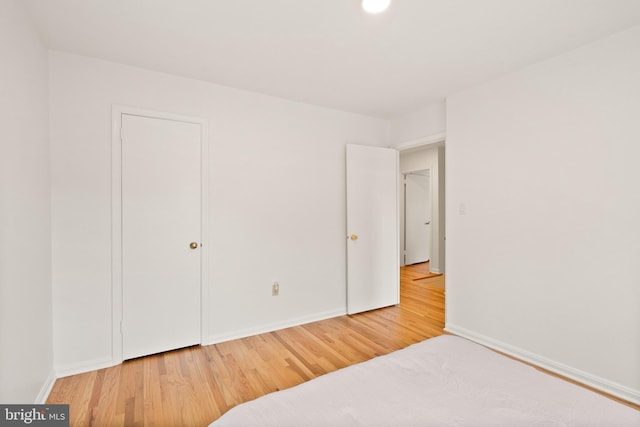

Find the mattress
[[210, 335, 639, 426]]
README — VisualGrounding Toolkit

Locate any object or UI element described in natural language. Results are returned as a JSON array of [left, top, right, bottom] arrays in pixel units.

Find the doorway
[[398, 141, 445, 274]]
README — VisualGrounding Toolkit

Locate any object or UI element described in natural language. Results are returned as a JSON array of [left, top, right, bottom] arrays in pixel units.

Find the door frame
[[111, 105, 209, 365]]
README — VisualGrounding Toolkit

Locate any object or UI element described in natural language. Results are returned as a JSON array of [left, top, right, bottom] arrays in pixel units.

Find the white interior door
[[121, 113, 202, 360], [405, 172, 431, 265], [346, 144, 399, 315]]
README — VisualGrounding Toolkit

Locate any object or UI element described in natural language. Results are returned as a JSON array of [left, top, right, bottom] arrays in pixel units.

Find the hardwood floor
[[47, 263, 639, 425], [47, 263, 445, 426]]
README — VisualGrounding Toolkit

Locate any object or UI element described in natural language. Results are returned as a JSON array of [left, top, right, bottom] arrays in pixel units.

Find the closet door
[[121, 113, 202, 360]]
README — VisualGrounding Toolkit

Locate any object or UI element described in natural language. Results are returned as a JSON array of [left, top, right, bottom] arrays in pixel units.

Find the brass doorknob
[[350, 235, 358, 241], [189, 242, 198, 249]]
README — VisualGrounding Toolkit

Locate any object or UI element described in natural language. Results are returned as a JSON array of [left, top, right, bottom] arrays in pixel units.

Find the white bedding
[[210, 335, 639, 426]]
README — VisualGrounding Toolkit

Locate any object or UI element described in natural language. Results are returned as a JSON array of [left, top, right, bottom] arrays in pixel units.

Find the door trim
[[111, 105, 209, 365]]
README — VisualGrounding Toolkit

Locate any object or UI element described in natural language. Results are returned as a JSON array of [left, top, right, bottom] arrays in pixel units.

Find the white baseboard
[[35, 369, 57, 404], [204, 308, 346, 345], [51, 310, 346, 379], [54, 356, 115, 379], [445, 323, 640, 406]]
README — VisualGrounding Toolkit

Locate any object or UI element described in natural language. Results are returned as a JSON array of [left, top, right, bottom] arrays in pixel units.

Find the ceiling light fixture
[[362, 0, 390, 14]]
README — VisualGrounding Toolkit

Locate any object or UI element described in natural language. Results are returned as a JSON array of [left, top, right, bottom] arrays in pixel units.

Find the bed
[[210, 335, 639, 426]]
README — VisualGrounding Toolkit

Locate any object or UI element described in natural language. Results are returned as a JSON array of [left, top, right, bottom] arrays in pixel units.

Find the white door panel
[[346, 144, 399, 315], [405, 173, 431, 265], [121, 114, 202, 360]]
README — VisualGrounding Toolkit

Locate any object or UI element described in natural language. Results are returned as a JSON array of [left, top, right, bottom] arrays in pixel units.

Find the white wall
[[390, 100, 446, 145], [49, 51, 389, 373], [0, 0, 54, 403], [446, 26, 640, 403]]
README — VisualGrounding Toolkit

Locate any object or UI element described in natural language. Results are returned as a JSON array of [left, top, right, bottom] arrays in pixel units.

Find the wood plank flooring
[[46, 263, 638, 425], [47, 263, 445, 426]]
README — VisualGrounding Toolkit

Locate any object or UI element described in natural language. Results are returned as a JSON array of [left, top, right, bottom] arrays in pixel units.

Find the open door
[[346, 144, 399, 315]]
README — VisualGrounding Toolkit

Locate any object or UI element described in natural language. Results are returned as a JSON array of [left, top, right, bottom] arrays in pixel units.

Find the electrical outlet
[[272, 282, 279, 296]]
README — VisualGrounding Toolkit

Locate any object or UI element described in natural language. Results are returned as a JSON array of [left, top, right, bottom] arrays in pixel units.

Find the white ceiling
[[24, 0, 640, 118]]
